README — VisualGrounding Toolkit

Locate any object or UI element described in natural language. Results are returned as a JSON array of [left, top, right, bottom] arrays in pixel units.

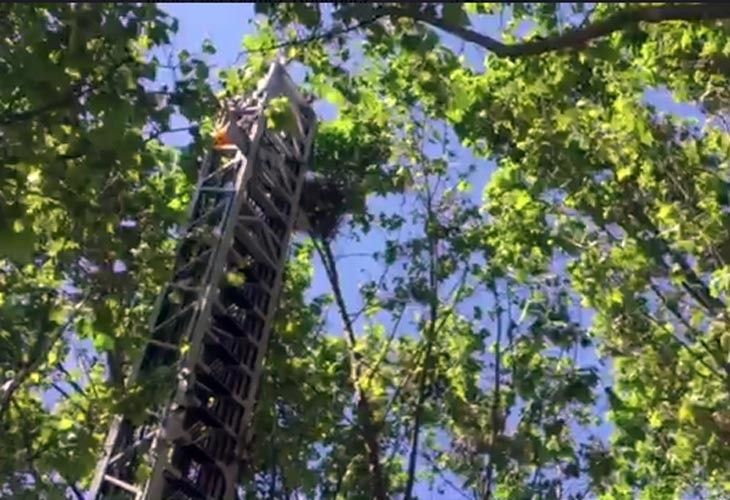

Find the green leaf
[[167, 198, 184, 211], [513, 190, 532, 210], [57, 417, 74, 431], [321, 84, 347, 107], [292, 3, 320, 28], [202, 38, 216, 55], [457, 179, 471, 192], [616, 166, 633, 181], [93, 333, 115, 351], [49, 307, 68, 325], [224, 271, 246, 287]]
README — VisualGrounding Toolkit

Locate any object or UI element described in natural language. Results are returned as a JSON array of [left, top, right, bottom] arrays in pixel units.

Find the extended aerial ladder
[[89, 61, 317, 499]]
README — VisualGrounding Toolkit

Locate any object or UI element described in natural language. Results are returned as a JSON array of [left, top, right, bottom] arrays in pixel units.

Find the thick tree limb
[[246, 3, 730, 66], [378, 3, 730, 57], [0, 90, 81, 126]]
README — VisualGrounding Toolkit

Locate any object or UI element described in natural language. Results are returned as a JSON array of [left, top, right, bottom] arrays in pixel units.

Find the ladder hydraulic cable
[[89, 61, 317, 500]]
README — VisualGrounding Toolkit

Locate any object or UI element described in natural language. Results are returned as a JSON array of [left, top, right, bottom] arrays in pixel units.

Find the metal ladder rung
[[147, 338, 181, 352], [196, 364, 247, 407], [174, 248, 214, 278], [106, 430, 157, 467], [152, 302, 197, 334], [268, 130, 296, 159], [211, 144, 239, 153], [291, 135, 304, 160], [213, 305, 267, 344], [256, 166, 293, 199], [236, 215, 282, 258], [103, 475, 141, 495], [188, 200, 228, 230], [164, 474, 218, 500], [205, 337, 256, 378], [231, 233, 277, 271], [249, 184, 287, 222], [169, 281, 203, 293], [257, 150, 295, 192], [187, 402, 237, 439], [215, 296, 267, 323], [199, 186, 236, 194], [201, 157, 240, 183], [209, 323, 263, 349]]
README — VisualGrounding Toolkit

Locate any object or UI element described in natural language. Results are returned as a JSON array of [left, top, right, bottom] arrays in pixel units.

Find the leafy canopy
[[2, 3, 730, 499]]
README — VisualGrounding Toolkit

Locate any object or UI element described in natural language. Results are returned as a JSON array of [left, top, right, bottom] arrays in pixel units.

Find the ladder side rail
[[91, 148, 240, 498], [141, 100, 268, 500]]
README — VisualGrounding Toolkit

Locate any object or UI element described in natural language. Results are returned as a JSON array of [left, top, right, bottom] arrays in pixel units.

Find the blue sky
[[150, 3, 706, 498]]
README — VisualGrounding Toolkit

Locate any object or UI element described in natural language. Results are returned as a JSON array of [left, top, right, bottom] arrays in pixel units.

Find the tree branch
[[421, 451, 473, 500], [68, 482, 85, 500], [55, 362, 86, 396], [482, 285, 504, 500], [0, 300, 85, 423], [313, 237, 388, 500], [234, 13, 386, 64], [0, 56, 134, 126], [647, 283, 729, 382], [378, 3, 730, 57], [404, 164, 440, 499], [51, 382, 72, 400], [143, 124, 199, 144], [0, 90, 78, 126], [404, 335, 434, 500]]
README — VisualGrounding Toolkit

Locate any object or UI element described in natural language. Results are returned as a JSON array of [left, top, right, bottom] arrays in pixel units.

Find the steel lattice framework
[[90, 61, 316, 500]]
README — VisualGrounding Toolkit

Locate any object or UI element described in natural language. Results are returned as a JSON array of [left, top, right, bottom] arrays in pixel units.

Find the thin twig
[[234, 14, 386, 64], [421, 452, 473, 500], [55, 362, 86, 396]]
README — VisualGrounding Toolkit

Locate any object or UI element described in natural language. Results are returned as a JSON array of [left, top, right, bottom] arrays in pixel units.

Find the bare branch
[[68, 482, 85, 500], [143, 124, 199, 144]]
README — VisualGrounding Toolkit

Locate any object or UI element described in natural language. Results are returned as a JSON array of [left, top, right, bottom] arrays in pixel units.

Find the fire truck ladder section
[[89, 61, 316, 500]]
